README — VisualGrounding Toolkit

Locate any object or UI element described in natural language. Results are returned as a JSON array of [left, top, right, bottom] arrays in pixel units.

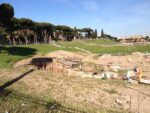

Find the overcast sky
[[0, 0, 150, 37]]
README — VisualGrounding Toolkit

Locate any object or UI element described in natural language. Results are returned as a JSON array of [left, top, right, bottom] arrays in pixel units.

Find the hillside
[[0, 39, 150, 68]]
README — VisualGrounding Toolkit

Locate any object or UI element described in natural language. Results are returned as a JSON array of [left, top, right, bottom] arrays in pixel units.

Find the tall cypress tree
[[101, 29, 104, 38], [95, 29, 98, 38]]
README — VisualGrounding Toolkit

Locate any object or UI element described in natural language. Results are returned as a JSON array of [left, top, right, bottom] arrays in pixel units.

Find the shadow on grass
[[0, 89, 86, 113], [0, 46, 37, 56], [0, 69, 35, 91]]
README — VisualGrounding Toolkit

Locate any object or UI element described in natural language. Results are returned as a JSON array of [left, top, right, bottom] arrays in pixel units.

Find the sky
[[0, 0, 150, 37]]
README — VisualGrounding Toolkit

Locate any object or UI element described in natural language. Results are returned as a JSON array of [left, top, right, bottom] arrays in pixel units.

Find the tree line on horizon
[[0, 3, 116, 45]]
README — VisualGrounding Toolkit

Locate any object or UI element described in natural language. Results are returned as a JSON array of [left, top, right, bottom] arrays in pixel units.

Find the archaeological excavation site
[[8, 50, 150, 113], [14, 50, 150, 82], [1, 1, 150, 112]]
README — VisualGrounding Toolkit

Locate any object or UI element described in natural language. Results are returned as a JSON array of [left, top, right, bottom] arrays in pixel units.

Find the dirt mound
[[83, 54, 99, 63], [14, 51, 150, 77], [46, 50, 85, 59], [13, 58, 32, 67], [14, 50, 86, 67], [13, 55, 46, 67], [97, 52, 150, 67]]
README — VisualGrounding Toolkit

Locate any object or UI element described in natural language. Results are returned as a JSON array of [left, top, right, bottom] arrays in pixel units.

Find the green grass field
[[0, 39, 150, 68]]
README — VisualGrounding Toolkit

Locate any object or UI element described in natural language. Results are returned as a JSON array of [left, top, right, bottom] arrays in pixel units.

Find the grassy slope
[[0, 39, 150, 68], [57, 40, 150, 54], [83, 39, 118, 45], [80, 45, 150, 54], [56, 39, 118, 48], [0, 45, 59, 68]]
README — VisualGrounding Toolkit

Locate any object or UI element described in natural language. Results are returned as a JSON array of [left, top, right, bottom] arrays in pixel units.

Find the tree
[[101, 29, 104, 38], [36, 22, 54, 43], [0, 3, 14, 24], [91, 29, 98, 39], [54, 25, 74, 41], [145, 36, 150, 42], [0, 27, 7, 45], [0, 3, 103, 44], [17, 18, 34, 29], [73, 26, 80, 39], [95, 29, 98, 38], [80, 28, 93, 39]]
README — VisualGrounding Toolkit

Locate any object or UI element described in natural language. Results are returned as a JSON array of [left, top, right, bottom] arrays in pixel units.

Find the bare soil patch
[[0, 67, 150, 113]]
